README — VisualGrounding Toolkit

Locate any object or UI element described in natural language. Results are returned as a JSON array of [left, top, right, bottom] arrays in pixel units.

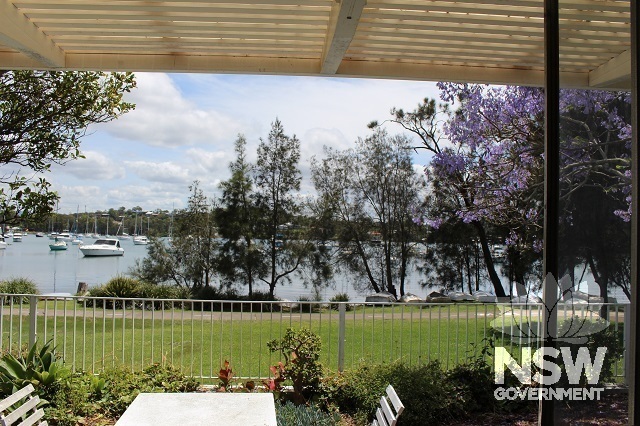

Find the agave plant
[[0, 340, 67, 398]]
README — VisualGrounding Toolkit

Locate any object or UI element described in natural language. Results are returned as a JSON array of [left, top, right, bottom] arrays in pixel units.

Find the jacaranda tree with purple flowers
[[384, 83, 630, 299]]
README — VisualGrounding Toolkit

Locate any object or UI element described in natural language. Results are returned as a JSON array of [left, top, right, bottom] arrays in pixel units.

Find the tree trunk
[[471, 220, 507, 298], [246, 236, 253, 297], [384, 242, 397, 298], [354, 239, 381, 293]]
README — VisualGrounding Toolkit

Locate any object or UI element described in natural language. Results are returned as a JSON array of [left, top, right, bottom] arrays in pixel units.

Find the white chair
[[372, 384, 404, 426], [0, 384, 47, 426]]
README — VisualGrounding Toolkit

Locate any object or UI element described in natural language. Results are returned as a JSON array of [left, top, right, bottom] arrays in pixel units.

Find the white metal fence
[[0, 295, 628, 383]]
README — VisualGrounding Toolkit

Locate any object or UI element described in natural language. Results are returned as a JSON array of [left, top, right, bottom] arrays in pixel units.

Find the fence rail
[[0, 294, 628, 383]]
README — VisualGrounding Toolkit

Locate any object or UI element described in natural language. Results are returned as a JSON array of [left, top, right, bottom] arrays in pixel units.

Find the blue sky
[[49, 73, 440, 213]]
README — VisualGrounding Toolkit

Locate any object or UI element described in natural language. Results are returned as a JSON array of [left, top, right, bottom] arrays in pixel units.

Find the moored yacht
[[79, 238, 124, 257], [49, 238, 68, 251], [56, 231, 72, 242], [133, 235, 149, 245]]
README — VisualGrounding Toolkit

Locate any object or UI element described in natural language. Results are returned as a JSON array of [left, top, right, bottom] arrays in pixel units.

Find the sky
[[47, 73, 441, 214]]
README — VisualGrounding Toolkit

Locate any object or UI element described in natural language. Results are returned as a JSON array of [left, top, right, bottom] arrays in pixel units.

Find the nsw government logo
[[491, 274, 609, 401]]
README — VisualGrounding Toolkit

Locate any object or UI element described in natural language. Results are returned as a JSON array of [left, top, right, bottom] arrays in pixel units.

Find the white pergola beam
[[589, 49, 631, 89], [0, 1, 64, 68], [321, 0, 366, 75], [64, 53, 321, 75]]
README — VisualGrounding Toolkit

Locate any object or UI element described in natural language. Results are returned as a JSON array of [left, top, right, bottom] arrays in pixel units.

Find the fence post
[[29, 295, 37, 348], [625, 303, 631, 385], [338, 303, 346, 372]]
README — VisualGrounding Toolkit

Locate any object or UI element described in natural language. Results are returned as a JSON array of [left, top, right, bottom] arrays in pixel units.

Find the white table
[[115, 393, 278, 426]]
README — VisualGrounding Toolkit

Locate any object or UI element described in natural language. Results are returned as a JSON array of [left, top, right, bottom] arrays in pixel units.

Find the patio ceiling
[[0, 0, 631, 89]]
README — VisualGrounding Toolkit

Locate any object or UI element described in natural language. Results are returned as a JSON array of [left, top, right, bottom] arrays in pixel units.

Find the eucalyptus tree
[[312, 129, 424, 298], [217, 134, 266, 297], [133, 181, 220, 289], [254, 119, 308, 298], [0, 71, 135, 225]]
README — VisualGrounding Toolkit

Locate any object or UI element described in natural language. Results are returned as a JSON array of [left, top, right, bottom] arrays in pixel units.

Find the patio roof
[[0, 0, 631, 89]]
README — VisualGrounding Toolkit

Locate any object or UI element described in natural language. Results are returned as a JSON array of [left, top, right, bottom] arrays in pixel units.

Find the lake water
[[0, 235, 434, 302]]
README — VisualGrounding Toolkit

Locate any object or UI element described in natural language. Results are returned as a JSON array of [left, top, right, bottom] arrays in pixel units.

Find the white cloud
[[55, 185, 108, 212], [105, 184, 187, 211], [125, 160, 191, 185], [56, 151, 125, 180], [183, 74, 441, 145], [185, 148, 230, 175], [106, 73, 245, 148], [51, 74, 441, 212]]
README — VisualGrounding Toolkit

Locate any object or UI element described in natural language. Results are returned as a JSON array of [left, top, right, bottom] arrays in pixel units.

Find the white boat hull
[[133, 236, 149, 245], [79, 238, 125, 257], [80, 247, 124, 256]]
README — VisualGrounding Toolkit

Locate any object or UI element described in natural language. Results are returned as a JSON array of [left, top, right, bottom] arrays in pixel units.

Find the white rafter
[[0, 0, 64, 67], [321, 0, 367, 74]]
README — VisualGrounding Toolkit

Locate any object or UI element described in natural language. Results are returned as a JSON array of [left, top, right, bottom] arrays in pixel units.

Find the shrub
[[45, 373, 104, 426], [322, 361, 461, 426], [329, 293, 351, 311], [276, 401, 340, 426], [190, 286, 280, 312], [86, 276, 142, 308], [45, 363, 199, 425], [321, 349, 527, 426], [296, 296, 321, 313], [85, 277, 191, 309], [0, 277, 39, 304], [102, 276, 141, 298], [267, 328, 323, 404], [96, 364, 199, 418], [137, 282, 186, 309], [494, 317, 625, 388]]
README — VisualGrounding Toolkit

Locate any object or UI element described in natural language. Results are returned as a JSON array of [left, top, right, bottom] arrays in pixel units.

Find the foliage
[[86, 277, 188, 309], [555, 322, 624, 387], [321, 355, 527, 426], [217, 134, 266, 297], [217, 360, 255, 392], [0, 340, 67, 403], [494, 318, 625, 388], [276, 400, 340, 426], [133, 182, 220, 289], [0, 277, 39, 304], [311, 129, 425, 298], [44, 373, 108, 426], [218, 360, 234, 391], [137, 282, 190, 308], [86, 275, 141, 308], [189, 287, 280, 312], [0, 71, 135, 225], [94, 364, 199, 418], [44, 364, 199, 425], [388, 85, 631, 298], [267, 328, 323, 404], [254, 119, 310, 298], [329, 293, 351, 311]]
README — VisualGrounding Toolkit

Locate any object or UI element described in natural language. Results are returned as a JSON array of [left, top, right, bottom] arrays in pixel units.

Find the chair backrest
[[0, 384, 47, 426], [372, 384, 404, 426]]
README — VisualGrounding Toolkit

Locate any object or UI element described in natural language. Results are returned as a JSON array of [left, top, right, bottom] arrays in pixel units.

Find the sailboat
[[115, 215, 130, 241], [133, 212, 149, 245]]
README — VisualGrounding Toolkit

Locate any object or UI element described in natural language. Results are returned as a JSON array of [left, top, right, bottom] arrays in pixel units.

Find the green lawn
[[0, 300, 625, 383]]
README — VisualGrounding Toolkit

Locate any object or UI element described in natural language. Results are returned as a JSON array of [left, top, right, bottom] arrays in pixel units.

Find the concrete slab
[[115, 393, 277, 426]]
